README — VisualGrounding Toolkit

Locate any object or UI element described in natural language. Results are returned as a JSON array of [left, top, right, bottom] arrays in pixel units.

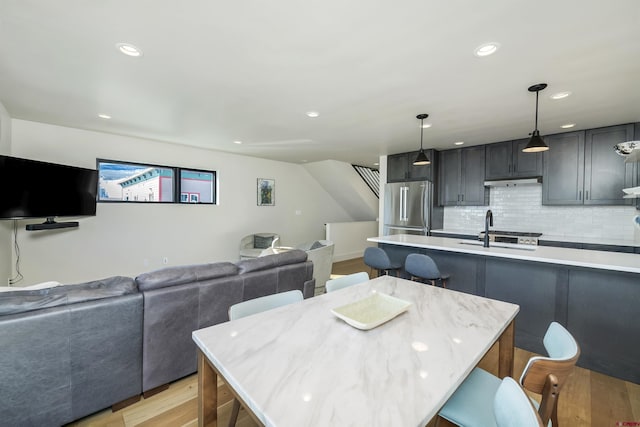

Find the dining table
[[192, 275, 519, 427]]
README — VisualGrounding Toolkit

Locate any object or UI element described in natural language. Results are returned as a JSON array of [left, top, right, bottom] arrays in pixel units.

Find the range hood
[[483, 177, 542, 187]]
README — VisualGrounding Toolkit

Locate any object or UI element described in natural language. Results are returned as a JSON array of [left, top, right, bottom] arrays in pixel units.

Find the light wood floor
[[68, 258, 640, 427]]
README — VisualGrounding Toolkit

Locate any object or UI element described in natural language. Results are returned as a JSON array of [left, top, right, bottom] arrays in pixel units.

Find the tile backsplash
[[443, 185, 637, 240]]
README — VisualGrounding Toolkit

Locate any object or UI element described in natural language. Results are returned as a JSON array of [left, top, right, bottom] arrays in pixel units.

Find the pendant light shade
[[523, 83, 549, 153], [413, 114, 431, 165]]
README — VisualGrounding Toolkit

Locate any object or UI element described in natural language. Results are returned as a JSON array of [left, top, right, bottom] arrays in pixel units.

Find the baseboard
[[333, 251, 364, 262]]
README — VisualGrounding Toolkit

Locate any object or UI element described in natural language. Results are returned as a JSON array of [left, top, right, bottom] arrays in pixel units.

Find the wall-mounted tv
[[0, 155, 98, 223]]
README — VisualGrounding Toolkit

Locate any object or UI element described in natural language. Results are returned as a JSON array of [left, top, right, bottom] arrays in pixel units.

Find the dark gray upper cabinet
[[485, 139, 543, 180], [584, 124, 635, 205], [542, 131, 585, 205], [387, 149, 436, 182], [438, 145, 488, 206], [543, 124, 635, 205], [439, 149, 461, 205]]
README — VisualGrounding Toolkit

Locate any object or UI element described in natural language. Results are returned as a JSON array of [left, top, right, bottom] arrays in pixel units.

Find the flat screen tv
[[0, 155, 98, 224]]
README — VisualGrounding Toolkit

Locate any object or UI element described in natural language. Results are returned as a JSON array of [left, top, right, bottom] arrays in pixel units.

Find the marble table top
[[192, 276, 519, 427]]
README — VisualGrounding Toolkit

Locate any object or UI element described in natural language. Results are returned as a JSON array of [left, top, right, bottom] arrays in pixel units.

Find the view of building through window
[[97, 159, 216, 204]]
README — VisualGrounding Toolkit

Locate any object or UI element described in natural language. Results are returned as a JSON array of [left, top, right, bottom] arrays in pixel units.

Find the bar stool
[[363, 247, 402, 277], [404, 253, 449, 287]]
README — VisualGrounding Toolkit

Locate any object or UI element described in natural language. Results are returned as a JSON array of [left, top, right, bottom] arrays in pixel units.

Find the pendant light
[[522, 83, 549, 153], [413, 114, 431, 165]]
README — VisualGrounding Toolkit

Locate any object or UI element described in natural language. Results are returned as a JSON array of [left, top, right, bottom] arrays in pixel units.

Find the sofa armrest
[[303, 279, 316, 299]]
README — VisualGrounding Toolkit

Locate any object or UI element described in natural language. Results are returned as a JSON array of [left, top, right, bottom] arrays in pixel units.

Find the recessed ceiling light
[[233, 140, 243, 144], [116, 43, 143, 57], [454, 141, 464, 146], [98, 114, 111, 119], [421, 123, 432, 129], [306, 111, 319, 118], [561, 123, 576, 129], [474, 42, 500, 57], [551, 91, 572, 100]]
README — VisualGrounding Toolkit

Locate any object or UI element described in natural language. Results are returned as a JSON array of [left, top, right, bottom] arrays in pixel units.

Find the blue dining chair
[[363, 247, 402, 277], [404, 253, 450, 287], [227, 290, 303, 426], [493, 377, 543, 427], [325, 271, 370, 293], [438, 321, 580, 427]]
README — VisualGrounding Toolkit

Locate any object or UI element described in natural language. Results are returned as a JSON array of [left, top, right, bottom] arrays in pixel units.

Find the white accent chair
[[294, 240, 335, 295], [238, 232, 280, 259], [325, 272, 370, 293]]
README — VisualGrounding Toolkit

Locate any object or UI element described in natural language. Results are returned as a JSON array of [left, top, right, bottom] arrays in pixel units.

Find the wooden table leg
[[498, 320, 515, 378], [198, 350, 218, 427]]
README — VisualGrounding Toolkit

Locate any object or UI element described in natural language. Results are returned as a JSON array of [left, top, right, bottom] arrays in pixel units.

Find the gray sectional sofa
[[0, 250, 314, 426]]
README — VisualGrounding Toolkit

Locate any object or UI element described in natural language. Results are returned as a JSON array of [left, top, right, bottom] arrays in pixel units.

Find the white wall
[[0, 101, 12, 283], [303, 160, 378, 221], [325, 221, 378, 261], [0, 101, 10, 154], [443, 185, 637, 240], [6, 119, 354, 285]]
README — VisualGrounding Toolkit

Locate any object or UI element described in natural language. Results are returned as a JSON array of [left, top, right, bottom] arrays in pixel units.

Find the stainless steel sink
[[458, 241, 537, 251]]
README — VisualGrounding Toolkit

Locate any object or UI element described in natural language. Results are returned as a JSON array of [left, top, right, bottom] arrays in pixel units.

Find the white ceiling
[[1, 0, 639, 167]]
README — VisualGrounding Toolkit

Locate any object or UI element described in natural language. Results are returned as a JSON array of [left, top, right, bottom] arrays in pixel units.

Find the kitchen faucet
[[484, 209, 493, 247]]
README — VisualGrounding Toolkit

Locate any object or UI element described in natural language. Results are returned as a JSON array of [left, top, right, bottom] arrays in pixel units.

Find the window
[[179, 169, 215, 204], [97, 159, 216, 205]]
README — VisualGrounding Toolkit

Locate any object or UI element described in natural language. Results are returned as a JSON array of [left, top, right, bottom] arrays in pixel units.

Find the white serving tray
[[331, 292, 412, 330]]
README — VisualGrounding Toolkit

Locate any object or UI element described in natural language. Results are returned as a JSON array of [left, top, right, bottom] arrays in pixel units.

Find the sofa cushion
[[0, 276, 137, 316], [236, 249, 308, 274], [135, 262, 239, 291], [254, 235, 274, 249]]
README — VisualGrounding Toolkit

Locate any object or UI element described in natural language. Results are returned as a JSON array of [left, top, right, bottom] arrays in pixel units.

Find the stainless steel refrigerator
[[383, 181, 442, 235]]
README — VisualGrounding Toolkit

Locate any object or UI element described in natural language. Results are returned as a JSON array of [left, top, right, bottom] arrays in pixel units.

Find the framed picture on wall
[[257, 178, 275, 206]]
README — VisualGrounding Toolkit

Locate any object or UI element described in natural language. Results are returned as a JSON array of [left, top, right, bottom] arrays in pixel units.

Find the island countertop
[[367, 234, 640, 274]]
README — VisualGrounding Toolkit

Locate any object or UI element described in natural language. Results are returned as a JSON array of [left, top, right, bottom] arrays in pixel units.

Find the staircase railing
[[352, 164, 379, 198]]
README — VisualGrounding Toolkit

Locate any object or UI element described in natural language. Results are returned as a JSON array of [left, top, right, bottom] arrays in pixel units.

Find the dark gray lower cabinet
[[485, 259, 561, 355], [378, 243, 639, 383], [567, 269, 640, 384]]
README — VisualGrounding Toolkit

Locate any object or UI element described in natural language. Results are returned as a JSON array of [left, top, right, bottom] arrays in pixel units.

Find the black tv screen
[[0, 155, 98, 220]]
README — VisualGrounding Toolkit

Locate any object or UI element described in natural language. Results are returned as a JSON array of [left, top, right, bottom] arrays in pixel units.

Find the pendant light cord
[[420, 118, 424, 150], [534, 90, 539, 132]]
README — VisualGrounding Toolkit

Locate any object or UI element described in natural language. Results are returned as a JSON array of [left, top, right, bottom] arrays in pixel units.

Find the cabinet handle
[[585, 191, 589, 200], [579, 190, 582, 201], [461, 194, 464, 202]]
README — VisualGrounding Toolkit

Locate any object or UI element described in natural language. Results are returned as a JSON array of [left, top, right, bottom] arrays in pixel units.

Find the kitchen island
[[367, 234, 640, 384]]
